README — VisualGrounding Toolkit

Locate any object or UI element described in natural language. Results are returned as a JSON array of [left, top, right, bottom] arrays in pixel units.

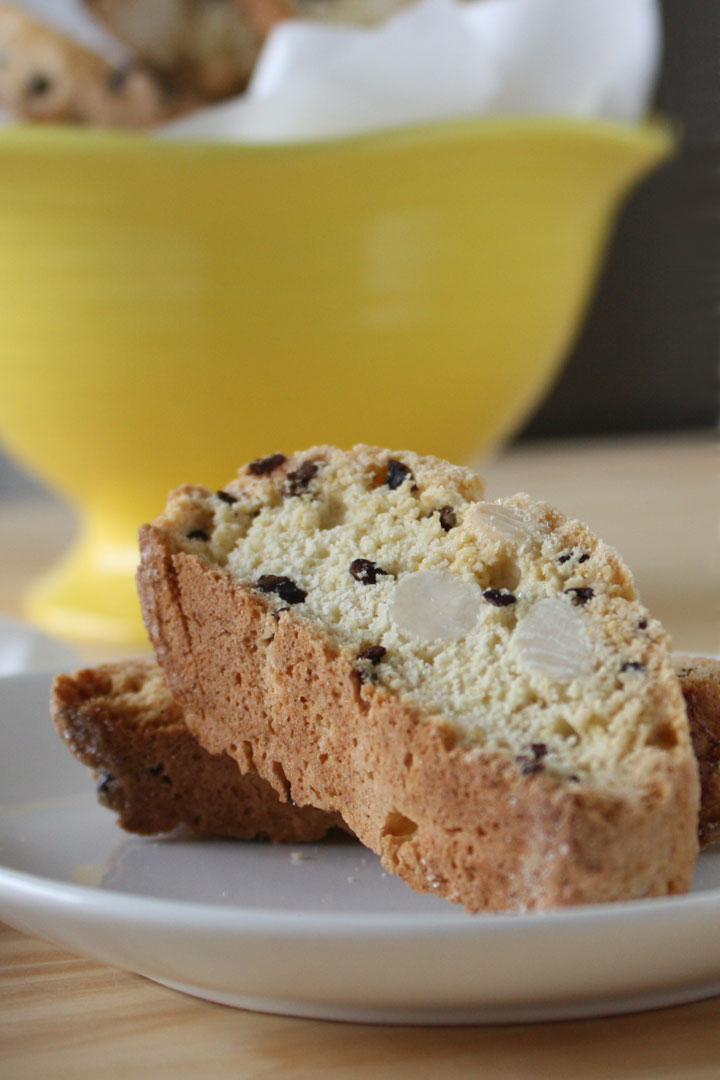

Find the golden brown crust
[[51, 658, 343, 842], [137, 525, 699, 911], [49, 652, 718, 861], [674, 656, 720, 847]]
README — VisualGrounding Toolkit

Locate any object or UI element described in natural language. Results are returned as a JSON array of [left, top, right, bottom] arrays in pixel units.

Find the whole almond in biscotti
[[137, 444, 700, 913], [0, 3, 197, 127]]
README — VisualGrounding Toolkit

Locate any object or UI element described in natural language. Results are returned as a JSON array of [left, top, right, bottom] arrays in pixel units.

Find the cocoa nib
[[638, 619, 648, 630], [150, 763, 173, 786], [26, 73, 52, 97], [255, 575, 307, 605], [248, 453, 286, 476], [186, 528, 209, 541], [349, 558, 389, 585], [482, 588, 517, 607], [516, 756, 544, 776], [438, 505, 457, 532], [559, 551, 590, 565], [355, 645, 387, 683], [386, 459, 417, 491], [566, 587, 594, 605], [357, 645, 387, 664], [216, 490, 238, 505], [516, 742, 548, 775], [283, 460, 319, 496]]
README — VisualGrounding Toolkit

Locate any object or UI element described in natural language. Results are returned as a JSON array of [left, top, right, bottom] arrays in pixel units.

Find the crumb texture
[[161, 445, 687, 787], [51, 659, 344, 842], [137, 444, 700, 911]]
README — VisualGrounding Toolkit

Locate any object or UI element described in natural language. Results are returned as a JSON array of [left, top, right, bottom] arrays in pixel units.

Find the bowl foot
[[24, 527, 147, 644]]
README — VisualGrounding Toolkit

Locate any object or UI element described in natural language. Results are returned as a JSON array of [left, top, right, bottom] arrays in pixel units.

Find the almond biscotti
[[0, 4, 196, 127], [52, 658, 343, 842], [50, 655, 719, 850], [84, 0, 411, 100], [674, 656, 720, 847], [84, 0, 262, 99], [137, 444, 699, 912]]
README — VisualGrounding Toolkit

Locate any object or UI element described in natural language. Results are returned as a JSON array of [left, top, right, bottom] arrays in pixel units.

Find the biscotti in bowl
[[136, 444, 700, 913]]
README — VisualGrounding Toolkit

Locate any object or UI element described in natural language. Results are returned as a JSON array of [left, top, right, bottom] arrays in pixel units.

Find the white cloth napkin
[[1, 0, 661, 140], [162, 0, 661, 142], [0, 616, 80, 676]]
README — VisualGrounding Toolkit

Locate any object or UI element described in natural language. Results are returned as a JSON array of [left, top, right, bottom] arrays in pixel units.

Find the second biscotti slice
[[674, 656, 720, 847], [52, 658, 343, 842], [137, 444, 699, 912]]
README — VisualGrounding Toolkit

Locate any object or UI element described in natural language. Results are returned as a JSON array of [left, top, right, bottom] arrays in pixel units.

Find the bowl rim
[[0, 113, 676, 163]]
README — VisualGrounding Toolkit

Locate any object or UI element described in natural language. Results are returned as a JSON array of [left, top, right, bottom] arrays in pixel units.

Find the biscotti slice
[[674, 656, 720, 847], [49, 656, 720, 852], [85, 0, 412, 99], [85, 0, 262, 99], [51, 658, 343, 842], [137, 444, 699, 912], [0, 4, 197, 127]]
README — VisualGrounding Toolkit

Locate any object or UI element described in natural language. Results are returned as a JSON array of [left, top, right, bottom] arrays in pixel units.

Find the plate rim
[[2, 857, 720, 935], [4, 668, 720, 1022], [2, 668, 719, 939]]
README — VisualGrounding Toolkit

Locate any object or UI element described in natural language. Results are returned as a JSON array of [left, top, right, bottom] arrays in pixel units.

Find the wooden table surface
[[1, 432, 718, 1079]]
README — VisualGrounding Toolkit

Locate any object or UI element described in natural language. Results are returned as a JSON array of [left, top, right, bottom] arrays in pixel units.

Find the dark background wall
[[519, 0, 718, 438]]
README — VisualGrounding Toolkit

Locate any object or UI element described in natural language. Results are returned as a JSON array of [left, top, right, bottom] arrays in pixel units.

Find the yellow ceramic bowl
[[0, 117, 672, 643]]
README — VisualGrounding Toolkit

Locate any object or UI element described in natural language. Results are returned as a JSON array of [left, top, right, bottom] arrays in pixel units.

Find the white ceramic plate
[[2, 671, 720, 1025]]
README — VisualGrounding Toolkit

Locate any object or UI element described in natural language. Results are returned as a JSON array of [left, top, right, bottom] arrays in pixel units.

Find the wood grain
[[5, 919, 720, 1080]]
